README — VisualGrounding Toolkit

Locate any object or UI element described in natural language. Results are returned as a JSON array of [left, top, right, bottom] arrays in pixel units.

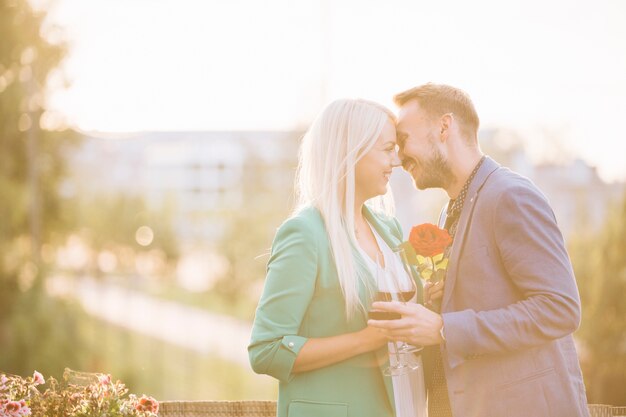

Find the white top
[[359, 222, 428, 417]]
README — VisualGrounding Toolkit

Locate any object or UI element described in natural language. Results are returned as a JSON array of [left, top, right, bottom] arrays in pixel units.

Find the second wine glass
[[370, 249, 420, 376], [389, 246, 423, 354]]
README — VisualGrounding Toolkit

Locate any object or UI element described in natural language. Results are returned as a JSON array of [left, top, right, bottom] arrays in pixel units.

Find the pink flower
[[1, 400, 31, 417], [32, 371, 44, 386], [135, 395, 159, 414], [97, 374, 111, 386]]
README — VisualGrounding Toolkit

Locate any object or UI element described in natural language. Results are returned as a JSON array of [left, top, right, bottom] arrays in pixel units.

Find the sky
[[35, 0, 626, 182]]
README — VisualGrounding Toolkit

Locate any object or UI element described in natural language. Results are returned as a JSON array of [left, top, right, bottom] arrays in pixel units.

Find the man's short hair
[[394, 83, 480, 141]]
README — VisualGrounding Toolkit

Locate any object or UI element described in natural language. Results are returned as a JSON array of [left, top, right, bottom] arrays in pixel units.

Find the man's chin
[[412, 177, 437, 190]]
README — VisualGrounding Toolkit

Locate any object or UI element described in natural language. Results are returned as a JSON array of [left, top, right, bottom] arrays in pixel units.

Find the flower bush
[[0, 369, 158, 417]]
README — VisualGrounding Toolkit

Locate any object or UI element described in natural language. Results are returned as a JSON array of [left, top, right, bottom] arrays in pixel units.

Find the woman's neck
[[354, 201, 365, 223], [354, 203, 367, 237], [353, 202, 383, 265]]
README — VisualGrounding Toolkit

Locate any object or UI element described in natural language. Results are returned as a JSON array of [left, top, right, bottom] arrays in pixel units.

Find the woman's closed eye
[[383, 143, 398, 153]]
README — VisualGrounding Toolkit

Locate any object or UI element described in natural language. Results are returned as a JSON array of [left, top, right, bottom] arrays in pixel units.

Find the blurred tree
[[571, 189, 626, 405], [0, 0, 84, 375], [59, 192, 179, 280], [213, 146, 297, 318]]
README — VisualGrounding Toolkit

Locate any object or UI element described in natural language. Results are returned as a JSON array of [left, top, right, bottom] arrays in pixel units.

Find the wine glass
[[390, 246, 424, 355], [368, 250, 420, 376]]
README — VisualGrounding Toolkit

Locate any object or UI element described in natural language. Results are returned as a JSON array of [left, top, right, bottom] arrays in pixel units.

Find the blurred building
[[66, 128, 623, 244], [532, 160, 620, 236], [66, 131, 301, 243]]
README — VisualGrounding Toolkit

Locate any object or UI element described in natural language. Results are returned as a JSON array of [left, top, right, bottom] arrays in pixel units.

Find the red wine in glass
[[367, 290, 414, 320], [373, 247, 422, 376], [368, 310, 401, 320], [376, 290, 416, 303]]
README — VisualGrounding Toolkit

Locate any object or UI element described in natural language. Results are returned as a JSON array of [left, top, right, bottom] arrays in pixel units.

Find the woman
[[248, 99, 430, 417]]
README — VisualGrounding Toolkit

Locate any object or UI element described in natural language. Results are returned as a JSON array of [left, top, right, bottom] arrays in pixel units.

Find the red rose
[[408, 223, 452, 258]]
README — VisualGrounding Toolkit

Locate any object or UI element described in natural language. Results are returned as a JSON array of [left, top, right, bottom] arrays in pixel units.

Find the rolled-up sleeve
[[248, 216, 318, 382]]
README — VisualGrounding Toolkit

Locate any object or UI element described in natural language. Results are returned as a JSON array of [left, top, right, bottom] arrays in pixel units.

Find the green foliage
[[0, 1, 181, 391], [0, 267, 90, 377], [571, 189, 626, 405], [62, 192, 179, 260], [0, 0, 87, 377], [0, 0, 78, 244]]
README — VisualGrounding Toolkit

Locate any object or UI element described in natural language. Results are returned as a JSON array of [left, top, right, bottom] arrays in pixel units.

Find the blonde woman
[[248, 99, 430, 417]]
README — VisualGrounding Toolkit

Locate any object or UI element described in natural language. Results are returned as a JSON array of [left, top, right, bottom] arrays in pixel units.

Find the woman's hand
[[368, 301, 444, 346], [356, 325, 390, 352], [291, 325, 389, 373], [424, 279, 445, 306]]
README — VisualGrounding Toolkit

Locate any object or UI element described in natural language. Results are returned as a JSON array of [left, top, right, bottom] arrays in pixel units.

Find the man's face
[[396, 100, 455, 190]]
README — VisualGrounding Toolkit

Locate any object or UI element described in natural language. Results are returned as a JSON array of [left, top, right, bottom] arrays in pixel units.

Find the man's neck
[[445, 153, 484, 199]]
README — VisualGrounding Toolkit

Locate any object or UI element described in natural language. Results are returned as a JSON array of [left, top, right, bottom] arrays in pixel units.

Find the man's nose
[[397, 146, 406, 160]]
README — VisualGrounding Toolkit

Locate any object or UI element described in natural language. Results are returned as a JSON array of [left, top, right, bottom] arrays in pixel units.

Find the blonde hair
[[295, 99, 396, 319]]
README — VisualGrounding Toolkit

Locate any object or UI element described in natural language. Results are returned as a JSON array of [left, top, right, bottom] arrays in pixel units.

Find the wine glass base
[[383, 362, 420, 376], [397, 344, 424, 354]]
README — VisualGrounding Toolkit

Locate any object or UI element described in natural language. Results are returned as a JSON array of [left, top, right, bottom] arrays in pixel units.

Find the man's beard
[[412, 146, 456, 190]]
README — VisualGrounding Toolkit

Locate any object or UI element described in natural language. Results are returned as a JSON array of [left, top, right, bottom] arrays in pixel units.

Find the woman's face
[[355, 118, 401, 202]]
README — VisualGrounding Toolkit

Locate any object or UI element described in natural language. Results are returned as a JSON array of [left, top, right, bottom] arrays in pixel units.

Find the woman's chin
[[375, 186, 388, 197]]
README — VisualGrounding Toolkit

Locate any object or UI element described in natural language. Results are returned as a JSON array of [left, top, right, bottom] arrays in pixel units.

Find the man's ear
[[439, 113, 453, 142]]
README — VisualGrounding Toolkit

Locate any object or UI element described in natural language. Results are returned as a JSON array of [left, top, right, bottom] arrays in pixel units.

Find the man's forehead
[[397, 100, 423, 120], [395, 121, 409, 139], [396, 131, 408, 147]]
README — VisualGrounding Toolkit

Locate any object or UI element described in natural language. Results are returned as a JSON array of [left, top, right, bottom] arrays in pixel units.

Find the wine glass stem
[[400, 301, 410, 351], [391, 341, 403, 368]]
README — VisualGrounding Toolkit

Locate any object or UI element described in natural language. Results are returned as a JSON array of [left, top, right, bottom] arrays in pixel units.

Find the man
[[369, 83, 589, 417]]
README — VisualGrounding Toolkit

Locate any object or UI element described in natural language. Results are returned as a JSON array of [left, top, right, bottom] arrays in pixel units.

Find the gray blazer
[[438, 157, 589, 417]]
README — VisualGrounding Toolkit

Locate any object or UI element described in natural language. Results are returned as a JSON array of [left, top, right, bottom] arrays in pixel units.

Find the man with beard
[[368, 83, 589, 417]]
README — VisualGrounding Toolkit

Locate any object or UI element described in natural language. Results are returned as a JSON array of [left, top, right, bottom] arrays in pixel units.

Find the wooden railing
[[158, 401, 625, 417], [159, 401, 275, 417]]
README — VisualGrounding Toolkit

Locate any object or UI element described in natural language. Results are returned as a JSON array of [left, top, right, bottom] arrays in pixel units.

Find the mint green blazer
[[248, 205, 423, 417]]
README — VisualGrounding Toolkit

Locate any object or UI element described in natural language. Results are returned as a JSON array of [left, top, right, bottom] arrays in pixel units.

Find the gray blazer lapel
[[442, 157, 501, 311]]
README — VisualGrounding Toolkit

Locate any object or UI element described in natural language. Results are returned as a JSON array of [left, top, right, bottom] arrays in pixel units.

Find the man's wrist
[[439, 317, 446, 344]]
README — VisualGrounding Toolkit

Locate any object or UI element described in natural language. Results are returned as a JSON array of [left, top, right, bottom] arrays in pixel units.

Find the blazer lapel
[[358, 206, 398, 305], [442, 157, 500, 311], [363, 206, 401, 249], [364, 206, 424, 300]]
